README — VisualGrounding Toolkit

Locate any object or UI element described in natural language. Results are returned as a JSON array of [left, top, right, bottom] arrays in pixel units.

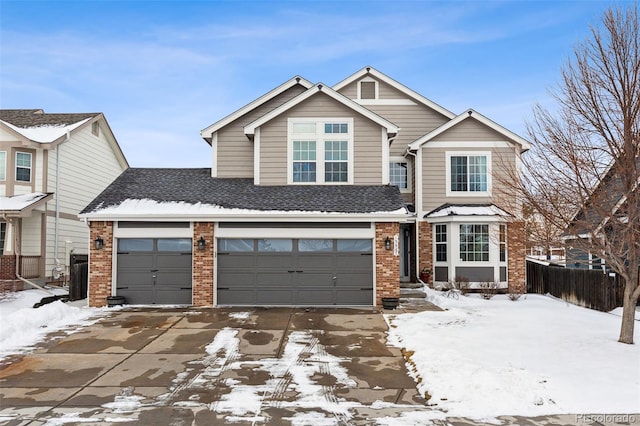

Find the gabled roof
[[200, 76, 314, 142], [80, 168, 408, 219], [0, 192, 54, 217], [244, 83, 400, 137], [407, 109, 532, 152], [0, 109, 98, 144], [332, 66, 456, 119]]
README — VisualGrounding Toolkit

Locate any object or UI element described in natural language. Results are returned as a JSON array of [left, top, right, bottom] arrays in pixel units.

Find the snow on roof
[[1, 118, 91, 143], [0, 192, 52, 212], [86, 198, 408, 218], [425, 204, 511, 218]]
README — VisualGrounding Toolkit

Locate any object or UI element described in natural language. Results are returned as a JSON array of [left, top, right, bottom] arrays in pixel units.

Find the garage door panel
[[296, 289, 334, 305], [155, 273, 192, 287], [218, 289, 255, 305], [218, 255, 254, 269], [155, 288, 192, 305], [337, 289, 373, 305], [118, 254, 154, 269], [257, 272, 294, 286], [218, 271, 255, 286], [298, 256, 334, 269], [298, 273, 333, 287], [157, 253, 191, 268], [256, 289, 293, 304], [117, 271, 154, 286], [336, 255, 371, 269], [256, 255, 292, 269]]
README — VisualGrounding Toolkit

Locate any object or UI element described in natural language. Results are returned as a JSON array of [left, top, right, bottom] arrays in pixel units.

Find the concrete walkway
[[1, 306, 635, 425]]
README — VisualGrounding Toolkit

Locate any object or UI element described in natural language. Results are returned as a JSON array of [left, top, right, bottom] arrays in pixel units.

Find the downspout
[[2, 214, 54, 295], [52, 130, 70, 279]]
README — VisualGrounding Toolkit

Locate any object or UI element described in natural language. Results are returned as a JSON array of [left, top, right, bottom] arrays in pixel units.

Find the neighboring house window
[[435, 224, 447, 262], [499, 224, 507, 262], [15, 152, 32, 182], [0, 151, 6, 180], [0, 222, 5, 255], [389, 158, 409, 191], [459, 224, 489, 261], [91, 121, 100, 136], [446, 152, 491, 196], [289, 118, 353, 184]]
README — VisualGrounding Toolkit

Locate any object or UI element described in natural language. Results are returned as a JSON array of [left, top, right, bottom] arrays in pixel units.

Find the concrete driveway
[[0, 307, 431, 425]]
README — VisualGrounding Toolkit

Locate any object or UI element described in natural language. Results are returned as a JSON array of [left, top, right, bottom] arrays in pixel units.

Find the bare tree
[[511, 4, 639, 343]]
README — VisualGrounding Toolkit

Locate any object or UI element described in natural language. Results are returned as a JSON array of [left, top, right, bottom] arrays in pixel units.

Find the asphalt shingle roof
[[81, 168, 407, 215], [0, 109, 98, 127]]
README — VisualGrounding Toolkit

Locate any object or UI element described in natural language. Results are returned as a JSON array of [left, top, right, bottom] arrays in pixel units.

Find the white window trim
[[0, 151, 6, 181], [15, 151, 32, 183], [434, 223, 448, 264], [211, 131, 218, 178], [357, 76, 378, 100], [389, 156, 411, 193], [287, 117, 354, 185], [445, 151, 492, 197]]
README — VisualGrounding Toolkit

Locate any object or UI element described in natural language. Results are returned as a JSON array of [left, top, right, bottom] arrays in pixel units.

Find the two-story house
[[0, 109, 128, 287], [80, 67, 530, 308]]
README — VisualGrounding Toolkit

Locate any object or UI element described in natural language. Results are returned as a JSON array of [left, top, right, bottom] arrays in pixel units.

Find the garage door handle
[[295, 270, 303, 273], [150, 269, 159, 272], [288, 270, 295, 273], [360, 253, 372, 256], [180, 287, 192, 290], [218, 287, 229, 290]]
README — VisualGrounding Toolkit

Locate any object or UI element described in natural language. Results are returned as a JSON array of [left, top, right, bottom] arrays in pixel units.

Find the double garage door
[[217, 238, 373, 306]]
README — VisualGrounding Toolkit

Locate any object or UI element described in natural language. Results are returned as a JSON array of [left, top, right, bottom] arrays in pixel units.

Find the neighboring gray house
[[80, 67, 531, 308], [0, 109, 128, 285]]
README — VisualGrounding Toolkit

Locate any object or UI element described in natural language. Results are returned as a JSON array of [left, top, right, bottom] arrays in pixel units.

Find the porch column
[[375, 222, 400, 306], [88, 221, 114, 307]]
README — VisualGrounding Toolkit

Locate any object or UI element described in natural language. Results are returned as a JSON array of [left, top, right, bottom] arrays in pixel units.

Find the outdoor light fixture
[[197, 236, 207, 250], [384, 236, 391, 251], [94, 236, 104, 250]]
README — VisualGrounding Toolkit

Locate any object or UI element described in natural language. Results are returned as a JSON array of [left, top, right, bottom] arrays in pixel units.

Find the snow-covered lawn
[[0, 289, 107, 359], [386, 290, 640, 419]]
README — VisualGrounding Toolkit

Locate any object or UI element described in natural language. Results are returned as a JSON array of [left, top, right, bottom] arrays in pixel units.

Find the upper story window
[[446, 152, 491, 196], [357, 78, 378, 100], [288, 118, 353, 184], [389, 157, 410, 192], [0, 151, 6, 181], [15, 152, 32, 182]]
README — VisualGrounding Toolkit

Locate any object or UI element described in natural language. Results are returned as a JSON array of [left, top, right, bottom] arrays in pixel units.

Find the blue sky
[[0, 0, 614, 167]]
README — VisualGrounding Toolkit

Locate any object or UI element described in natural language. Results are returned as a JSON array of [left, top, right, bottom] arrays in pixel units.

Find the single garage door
[[217, 238, 373, 306], [116, 238, 192, 304]]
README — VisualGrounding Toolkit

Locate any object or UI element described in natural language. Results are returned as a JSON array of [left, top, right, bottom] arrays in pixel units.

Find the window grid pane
[[293, 141, 317, 182], [469, 156, 487, 191], [324, 140, 348, 182], [459, 224, 489, 262], [435, 224, 447, 262], [389, 162, 408, 189], [324, 123, 348, 134], [450, 156, 468, 191]]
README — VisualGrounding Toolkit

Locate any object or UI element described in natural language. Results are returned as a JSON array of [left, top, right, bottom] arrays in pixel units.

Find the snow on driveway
[[386, 290, 640, 420]]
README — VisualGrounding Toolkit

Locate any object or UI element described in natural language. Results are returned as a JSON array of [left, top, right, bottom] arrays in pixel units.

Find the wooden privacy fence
[[69, 254, 88, 301], [526, 260, 625, 312]]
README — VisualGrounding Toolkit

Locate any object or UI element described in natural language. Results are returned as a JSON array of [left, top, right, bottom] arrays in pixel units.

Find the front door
[[400, 224, 411, 282]]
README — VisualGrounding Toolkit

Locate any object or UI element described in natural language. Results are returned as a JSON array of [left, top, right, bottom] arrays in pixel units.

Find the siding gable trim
[[244, 84, 400, 136], [200, 76, 314, 142], [333, 66, 456, 119], [408, 109, 532, 152]]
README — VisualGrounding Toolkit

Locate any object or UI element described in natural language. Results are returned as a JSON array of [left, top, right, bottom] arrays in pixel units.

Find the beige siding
[[216, 85, 308, 178], [259, 93, 384, 185], [337, 78, 409, 100], [422, 145, 517, 213], [21, 214, 42, 256], [435, 119, 507, 141]]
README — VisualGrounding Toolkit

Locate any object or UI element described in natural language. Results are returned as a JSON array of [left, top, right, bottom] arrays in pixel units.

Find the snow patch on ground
[[0, 289, 107, 359], [386, 291, 640, 418]]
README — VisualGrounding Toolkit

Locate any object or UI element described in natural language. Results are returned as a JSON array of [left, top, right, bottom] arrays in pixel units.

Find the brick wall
[[0, 255, 16, 280], [193, 222, 214, 306], [88, 221, 114, 307], [375, 222, 400, 305], [507, 221, 526, 293], [418, 221, 433, 286]]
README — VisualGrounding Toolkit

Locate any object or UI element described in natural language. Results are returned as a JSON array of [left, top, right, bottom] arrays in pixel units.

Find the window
[[447, 152, 490, 195], [15, 152, 32, 182], [389, 160, 409, 190], [0, 151, 5, 180], [258, 239, 292, 252], [299, 239, 333, 252], [459, 224, 489, 262], [91, 121, 100, 136], [435, 224, 447, 262], [499, 224, 507, 262], [358, 78, 378, 100], [0, 222, 5, 255], [289, 118, 352, 184]]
